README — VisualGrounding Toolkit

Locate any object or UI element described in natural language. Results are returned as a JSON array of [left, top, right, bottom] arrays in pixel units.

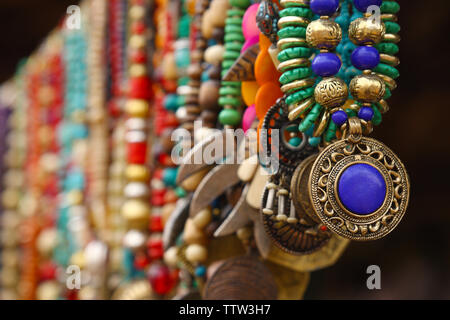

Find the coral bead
[[312, 52, 342, 77], [351, 46, 380, 70], [310, 0, 340, 16]]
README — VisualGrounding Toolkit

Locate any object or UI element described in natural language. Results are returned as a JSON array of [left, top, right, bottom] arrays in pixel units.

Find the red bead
[[153, 168, 163, 180], [147, 237, 164, 260], [132, 21, 146, 34], [129, 76, 152, 99], [320, 225, 327, 231], [39, 261, 57, 281], [147, 263, 175, 295], [127, 142, 147, 164], [134, 253, 150, 270], [131, 50, 147, 64], [151, 195, 165, 206], [149, 215, 163, 233]]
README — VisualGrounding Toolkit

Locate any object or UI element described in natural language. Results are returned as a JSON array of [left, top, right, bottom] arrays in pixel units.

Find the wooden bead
[[199, 80, 220, 110], [181, 167, 209, 191], [192, 208, 212, 229], [204, 45, 225, 66], [162, 53, 178, 80], [183, 218, 207, 245], [187, 63, 203, 80], [161, 203, 176, 225], [237, 155, 258, 182], [185, 244, 208, 263], [163, 246, 179, 267]]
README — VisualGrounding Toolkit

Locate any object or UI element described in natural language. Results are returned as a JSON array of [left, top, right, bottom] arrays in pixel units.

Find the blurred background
[[0, 0, 449, 299]]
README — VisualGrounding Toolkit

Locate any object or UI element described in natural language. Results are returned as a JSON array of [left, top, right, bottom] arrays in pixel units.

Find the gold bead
[[129, 64, 147, 77], [277, 38, 307, 51], [125, 164, 150, 181], [121, 199, 150, 228], [125, 99, 149, 117], [349, 17, 385, 45], [314, 77, 348, 109], [349, 74, 386, 104], [306, 18, 342, 50]]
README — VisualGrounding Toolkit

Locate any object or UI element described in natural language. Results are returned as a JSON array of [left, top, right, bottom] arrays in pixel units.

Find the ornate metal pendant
[[259, 100, 331, 255], [307, 123, 410, 241]]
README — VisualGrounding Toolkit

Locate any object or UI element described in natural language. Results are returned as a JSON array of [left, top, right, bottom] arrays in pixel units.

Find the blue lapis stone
[[353, 0, 382, 13], [338, 163, 386, 215], [351, 46, 380, 70], [310, 0, 340, 16], [331, 110, 348, 126], [312, 53, 342, 77], [358, 106, 374, 121]]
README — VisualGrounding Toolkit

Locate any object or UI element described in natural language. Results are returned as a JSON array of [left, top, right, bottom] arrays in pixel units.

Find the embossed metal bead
[[349, 17, 386, 45], [306, 18, 342, 50], [314, 77, 348, 109], [349, 74, 385, 103]]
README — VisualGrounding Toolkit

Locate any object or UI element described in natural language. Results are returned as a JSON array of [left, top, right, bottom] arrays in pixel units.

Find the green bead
[[299, 104, 322, 132], [385, 21, 400, 34], [224, 33, 245, 43], [279, 7, 313, 19], [288, 136, 302, 147], [225, 24, 243, 34], [219, 96, 242, 107], [229, 0, 251, 9], [278, 46, 312, 62], [225, 42, 242, 52], [375, 42, 399, 55], [178, 15, 192, 38], [178, 76, 190, 86], [219, 86, 241, 96], [227, 8, 245, 17], [225, 17, 243, 26], [280, 0, 309, 8], [381, 1, 400, 14], [219, 108, 242, 126], [372, 105, 382, 126], [277, 27, 307, 39], [324, 120, 337, 142], [222, 81, 241, 87], [373, 63, 399, 79], [175, 186, 187, 198], [383, 87, 391, 100], [308, 136, 321, 147], [279, 67, 312, 85], [222, 59, 235, 70], [223, 50, 240, 60], [285, 87, 314, 106]]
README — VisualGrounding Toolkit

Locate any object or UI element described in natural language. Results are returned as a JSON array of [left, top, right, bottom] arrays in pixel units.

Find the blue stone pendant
[[307, 136, 410, 241]]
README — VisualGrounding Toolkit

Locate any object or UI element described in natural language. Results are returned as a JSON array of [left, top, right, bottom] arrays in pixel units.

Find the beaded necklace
[[260, 0, 408, 253]]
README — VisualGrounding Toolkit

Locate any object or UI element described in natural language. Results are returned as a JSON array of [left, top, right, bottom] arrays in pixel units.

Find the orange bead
[[241, 81, 259, 106], [259, 33, 271, 52], [255, 82, 283, 120], [254, 50, 281, 86]]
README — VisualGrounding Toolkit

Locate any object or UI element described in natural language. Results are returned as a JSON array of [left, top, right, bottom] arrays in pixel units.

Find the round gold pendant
[[308, 136, 410, 241]]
